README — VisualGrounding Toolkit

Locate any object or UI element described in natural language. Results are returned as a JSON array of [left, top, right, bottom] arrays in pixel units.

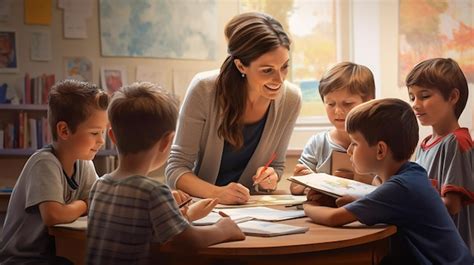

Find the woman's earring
[[241, 73, 246, 78]]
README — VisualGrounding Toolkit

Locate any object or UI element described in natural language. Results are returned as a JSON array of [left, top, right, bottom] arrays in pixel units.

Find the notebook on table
[[193, 206, 305, 226], [237, 220, 309, 237]]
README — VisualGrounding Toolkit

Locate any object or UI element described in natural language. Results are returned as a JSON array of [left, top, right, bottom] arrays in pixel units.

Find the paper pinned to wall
[[64, 13, 87, 39], [59, 0, 92, 39], [30, 29, 52, 61], [136, 66, 169, 88], [0, 0, 12, 22], [24, 0, 51, 25]]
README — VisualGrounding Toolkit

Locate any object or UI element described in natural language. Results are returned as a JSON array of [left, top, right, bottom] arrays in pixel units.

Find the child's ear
[[108, 128, 117, 144], [158, 132, 175, 152], [56, 121, 70, 140], [449, 88, 460, 105], [376, 141, 388, 160]]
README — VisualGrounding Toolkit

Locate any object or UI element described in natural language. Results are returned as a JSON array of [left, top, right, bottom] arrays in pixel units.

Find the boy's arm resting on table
[[39, 200, 87, 226], [164, 217, 245, 249], [335, 195, 358, 207], [303, 203, 357, 227], [176, 172, 250, 205]]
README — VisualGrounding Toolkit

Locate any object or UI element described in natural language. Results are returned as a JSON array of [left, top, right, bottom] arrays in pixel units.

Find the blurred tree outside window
[[240, 0, 338, 120]]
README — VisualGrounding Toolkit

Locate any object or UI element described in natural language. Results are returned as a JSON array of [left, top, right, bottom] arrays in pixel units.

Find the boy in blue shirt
[[304, 98, 472, 264], [0, 80, 109, 264]]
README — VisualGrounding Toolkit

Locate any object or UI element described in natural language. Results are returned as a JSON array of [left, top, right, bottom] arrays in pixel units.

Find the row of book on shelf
[[22, 73, 56, 105], [0, 112, 51, 149], [0, 111, 116, 150]]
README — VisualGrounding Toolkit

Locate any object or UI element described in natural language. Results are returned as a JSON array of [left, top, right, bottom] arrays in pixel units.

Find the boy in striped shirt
[[86, 82, 244, 265]]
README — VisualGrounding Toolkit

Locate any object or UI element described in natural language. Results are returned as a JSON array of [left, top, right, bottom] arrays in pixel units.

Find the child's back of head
[[346, 98, 419, 162], [405, 57, 468, 119], [319, 62, 376, 101], [88, 83, 244, 264], [108, 81, 179, 155]]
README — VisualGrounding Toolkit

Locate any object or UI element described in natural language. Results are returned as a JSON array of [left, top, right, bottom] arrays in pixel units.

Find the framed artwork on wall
[[101, 66, 127, 95], [0, 30, 19, 73], [399, 0, 474, 85], [99, 0, 217, 60], [64, 57, 92, 82]]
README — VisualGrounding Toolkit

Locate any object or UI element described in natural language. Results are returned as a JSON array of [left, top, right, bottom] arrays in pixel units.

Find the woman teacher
[[166, 12, 301, 205]]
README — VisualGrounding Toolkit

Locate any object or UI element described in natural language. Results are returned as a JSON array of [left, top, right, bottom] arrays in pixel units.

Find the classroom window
[[240, 0, 341, 124]]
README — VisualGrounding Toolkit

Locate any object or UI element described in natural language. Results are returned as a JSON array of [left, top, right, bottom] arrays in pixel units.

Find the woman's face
[[236, 46, 290, 101]]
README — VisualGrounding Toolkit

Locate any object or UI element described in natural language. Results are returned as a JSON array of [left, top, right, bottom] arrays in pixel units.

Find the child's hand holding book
[[306, 189, 336, 207]]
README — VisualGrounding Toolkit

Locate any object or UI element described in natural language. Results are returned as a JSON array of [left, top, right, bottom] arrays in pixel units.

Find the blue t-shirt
[[216, 112, 267, 186], [345, 162, 472, 265]]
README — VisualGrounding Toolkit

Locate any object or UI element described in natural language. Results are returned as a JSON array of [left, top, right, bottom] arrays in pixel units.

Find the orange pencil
[[253, 152, 277, 186]]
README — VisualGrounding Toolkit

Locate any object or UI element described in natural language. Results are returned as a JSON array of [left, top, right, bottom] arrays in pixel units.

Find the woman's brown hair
[[216, 12, 291, 149]]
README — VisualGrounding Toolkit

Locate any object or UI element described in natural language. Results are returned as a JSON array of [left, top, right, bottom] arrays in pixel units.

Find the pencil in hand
[[253, 152, 277, 186], [178, 197, 193, 208]]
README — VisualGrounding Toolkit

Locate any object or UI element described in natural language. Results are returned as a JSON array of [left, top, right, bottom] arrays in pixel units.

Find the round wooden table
[[154, 217, 396, 265], [50, 208, 396, 265]]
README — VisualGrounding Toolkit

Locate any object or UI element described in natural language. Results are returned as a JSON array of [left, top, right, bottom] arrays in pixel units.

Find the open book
[[237, 220, 309, 237], [193, 206, 305, 226], [288, 173, 377, 198]]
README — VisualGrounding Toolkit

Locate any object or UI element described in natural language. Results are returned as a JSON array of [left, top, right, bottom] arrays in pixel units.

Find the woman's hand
[[186, 198, 218, 221], [253, 166, 278, 191], [214, 182, 250, 205]]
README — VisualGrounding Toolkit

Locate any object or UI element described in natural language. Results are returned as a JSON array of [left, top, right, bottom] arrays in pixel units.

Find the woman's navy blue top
[[216, 112, 268, 186]]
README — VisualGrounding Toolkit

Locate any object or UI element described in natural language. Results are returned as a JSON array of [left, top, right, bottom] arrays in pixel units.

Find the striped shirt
[[86, 175, 189, 265]]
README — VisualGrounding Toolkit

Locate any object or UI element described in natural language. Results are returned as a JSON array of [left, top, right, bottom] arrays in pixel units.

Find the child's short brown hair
[[319, 62, 375, 101], [48, 80, 109, 141], [108, 82, 178, 155], [405, 58, 468, 119], [346, 98, 419, 161]]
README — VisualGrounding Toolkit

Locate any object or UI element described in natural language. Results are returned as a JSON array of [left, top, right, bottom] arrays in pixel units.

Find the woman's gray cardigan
[[165, 70, 302, 189]]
